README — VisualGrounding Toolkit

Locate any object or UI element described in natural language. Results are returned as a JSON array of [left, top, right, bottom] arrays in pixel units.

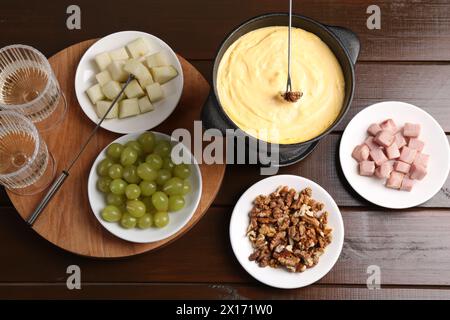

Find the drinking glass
[[0, 45, 67, 132], [0, 111, 56, 195]]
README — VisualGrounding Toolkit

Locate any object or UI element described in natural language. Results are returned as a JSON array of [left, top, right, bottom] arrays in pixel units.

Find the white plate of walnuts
[[229, 175, 344, 289]]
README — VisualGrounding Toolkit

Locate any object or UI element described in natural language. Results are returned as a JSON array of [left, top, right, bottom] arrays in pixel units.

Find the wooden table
[[1, 0, 449, 299]]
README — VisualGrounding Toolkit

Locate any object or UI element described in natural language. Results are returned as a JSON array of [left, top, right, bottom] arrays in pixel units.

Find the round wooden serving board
[[7, 39, 226, 258]]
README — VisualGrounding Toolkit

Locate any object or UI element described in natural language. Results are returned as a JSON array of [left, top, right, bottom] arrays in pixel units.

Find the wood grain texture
[[6, 40, 226, 258], [214, 134, 450, 208], [1, 207, 450, 286], [1, 0, 450, 61], [1, 283, 450, 300]]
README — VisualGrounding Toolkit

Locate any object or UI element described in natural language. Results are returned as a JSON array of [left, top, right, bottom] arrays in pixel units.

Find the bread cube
[[146, 52, 170, 68], [107, 60, 129, 82], [101, 81, 122, 100], [124, 79, 145, 99], [109, 47, 129, 61], [145, 82, 164, 102], [150, 66, 178, 84], [86, 84, 105, 104], [95, 70, 112, 86], [138, 96, 154, 113], [94, 52, 112, 71], [126, 37, 150, 58], [95, 100, 118, 119], [123, 59, 152, 83], [119, 98, 140, 118]]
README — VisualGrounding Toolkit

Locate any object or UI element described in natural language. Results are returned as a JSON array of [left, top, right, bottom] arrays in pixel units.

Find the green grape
[[106, 143, 124, 160], [151, 191, 169, 211], [181, 180, 191, 195], [156, 169, 172, 186], [120, 213, 137, 229], [105, 193, 126, 206], [154, 140, 171, 157], [122, 165, 141, 184], [140, 180, 157, 196], [126, 199, 146, 218], [125, 140, 143, 157], [137, 162, 158, 181], [173, 164, 191, 179], [125, 184, 141, 200], [141, 196, 157, 214], [168, 195, 185, 212], [101, 205, 122, 222], [97, 176, 112, 193], [120, 147, 138, 166], [97, 158, 114, 177], [109, 178, 127, 195], [162, 177, 184, 196], [138, 214, 153, 229], [162, 157, 175, 172], [145, 153, 163, 170], [138, 132, 156, 153], [108, 164, 123, 179], [153, 211, 169, 228]]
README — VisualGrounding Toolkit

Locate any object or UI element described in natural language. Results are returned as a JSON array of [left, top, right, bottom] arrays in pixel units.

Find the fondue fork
[[26, 74, 135, 226], [283, 0, 302, 102]]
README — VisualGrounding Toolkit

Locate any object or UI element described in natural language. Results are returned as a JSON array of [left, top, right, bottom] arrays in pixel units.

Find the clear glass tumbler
[[0, 45, 67, 132], [0, 111, 56, 195]]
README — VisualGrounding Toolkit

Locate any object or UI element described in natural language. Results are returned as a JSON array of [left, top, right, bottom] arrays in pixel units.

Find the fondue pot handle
[[326, 26, 360, 65]]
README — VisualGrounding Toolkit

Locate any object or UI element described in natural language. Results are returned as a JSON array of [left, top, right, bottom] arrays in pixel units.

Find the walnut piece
[[282, 91, 303, 103], [247, 186, 332, 273]]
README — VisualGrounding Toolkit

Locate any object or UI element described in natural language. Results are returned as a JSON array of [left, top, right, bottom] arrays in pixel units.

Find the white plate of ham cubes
[[75, 31, 183, 134], [340, 101, 450, 209]]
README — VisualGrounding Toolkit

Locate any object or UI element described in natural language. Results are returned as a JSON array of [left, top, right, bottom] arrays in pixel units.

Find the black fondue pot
[[201, 13, 360, 166]]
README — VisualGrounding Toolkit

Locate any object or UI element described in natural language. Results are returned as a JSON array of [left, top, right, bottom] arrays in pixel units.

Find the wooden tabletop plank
[[1, 0, 450, 61], [214, 134, 450, 208], [1, 206, 450, 286], [1, 283, 450, 300]]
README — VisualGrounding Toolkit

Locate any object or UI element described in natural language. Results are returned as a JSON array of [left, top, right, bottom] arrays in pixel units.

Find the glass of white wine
[[0, 45, 67, 132], [0, 111, 56, 195]]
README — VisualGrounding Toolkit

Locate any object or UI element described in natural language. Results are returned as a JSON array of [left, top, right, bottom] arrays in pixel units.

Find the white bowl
[[75, 31, 184, 134], [88, 132, 202, 243], [229, 175, 344, 289], [340, 101, 450, 209]]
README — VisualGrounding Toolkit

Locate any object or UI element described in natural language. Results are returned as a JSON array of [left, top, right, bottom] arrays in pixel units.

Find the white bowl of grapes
[[75, 30, 183, 134], [88, 131, 202, 243]]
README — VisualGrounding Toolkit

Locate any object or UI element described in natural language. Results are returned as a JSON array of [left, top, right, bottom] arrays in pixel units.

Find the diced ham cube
[[380, 119, 398, 133], [374, 130, 394, 147], [403, 123, 421, 137], [385, 143, 400, 159], [367, 123, 382, 136], [375, 162, 393, 179], [394, 132, 407, 148], [359, 161, 375, 176], [399, 146, 417, 164], [413, 153, 430, 167], [386, 171, 404, 189], [400, 176, 415, 192], [394, 161, 411, 174], [364, 136, 381, 151], [369, 148, 388, 166], [410, 163, 427, 180], [352, 144, 370, 162], [408, 138, 425, 152]]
